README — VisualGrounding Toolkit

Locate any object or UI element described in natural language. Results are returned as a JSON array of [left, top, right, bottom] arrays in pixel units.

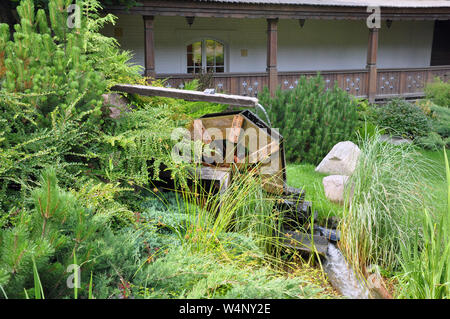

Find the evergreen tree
[[259, 75, 358, 164]]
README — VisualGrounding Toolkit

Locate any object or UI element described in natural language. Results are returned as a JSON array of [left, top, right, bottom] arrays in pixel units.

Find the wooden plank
[[228, 114, 244, 144], [230, 77, 239, 95], [262, 179, 284, 195], [399, 71, 406, 95], [188, 166, 231, 195], [189, 115, 234, 141], [111, 84, 259, 107]]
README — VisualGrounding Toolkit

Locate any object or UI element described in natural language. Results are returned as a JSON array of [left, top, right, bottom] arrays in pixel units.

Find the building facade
[[104, 0, 450, 101]]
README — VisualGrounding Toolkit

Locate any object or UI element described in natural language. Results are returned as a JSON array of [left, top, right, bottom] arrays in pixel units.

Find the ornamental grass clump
[[172, 167, 284, 260], [396, 149, 449, 299], [339, 130, 436, 273]]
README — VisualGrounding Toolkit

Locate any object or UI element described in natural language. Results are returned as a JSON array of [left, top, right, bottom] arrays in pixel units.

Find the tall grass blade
[[0, 285, 8, 299], [88, 271, 93, 299], [73, 250, 78, 300], [32, 257, 44, 299]]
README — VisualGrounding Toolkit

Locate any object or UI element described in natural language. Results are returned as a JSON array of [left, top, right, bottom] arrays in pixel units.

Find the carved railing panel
[[402, 71, 427, 95], [278, 71, 367, 97], [335, 72, 367, 97], [235, 75, 269, 97], [428, 67, 450, 84], [376, 71, 401, 97]]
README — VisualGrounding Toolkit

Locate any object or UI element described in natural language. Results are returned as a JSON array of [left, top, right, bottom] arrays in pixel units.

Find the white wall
[[101, 15, 434, 74]]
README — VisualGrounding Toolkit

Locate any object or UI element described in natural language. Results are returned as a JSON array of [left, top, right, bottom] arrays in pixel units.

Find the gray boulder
[[315, 141, 361, 176]]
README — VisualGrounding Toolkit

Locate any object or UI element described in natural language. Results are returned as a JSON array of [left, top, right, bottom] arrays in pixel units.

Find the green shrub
[[375, 99, 431, 139], [425, 78, 450, 108], [1, 0, 104, 128], [416, 132, 445, 151], [354, 99, 380, 140], [445, 137, 450, 148], [259, 75, 358, 165], [131, 247, 326, 299], [430, 104, 450, 138], [0, 0, 141, 214], [414, 100, 450, 150], [0, 168, 109, 298]]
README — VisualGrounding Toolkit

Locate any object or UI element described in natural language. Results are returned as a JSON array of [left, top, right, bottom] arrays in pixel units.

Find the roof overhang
[[106, 0, 450, 20]]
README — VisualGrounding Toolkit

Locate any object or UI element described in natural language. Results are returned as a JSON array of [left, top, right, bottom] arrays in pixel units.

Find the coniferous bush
[[425, 77, 450, 108], [0, 168, 108, 298], [414, 101, 450, 149], [375, 99, 431, 139], [1, 0, 105, 127], [259, 75, 358, 165], [0, 0, 141, 213]]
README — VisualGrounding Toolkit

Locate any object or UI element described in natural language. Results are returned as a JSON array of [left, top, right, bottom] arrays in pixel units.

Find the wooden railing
[[156, 65, 450, 100]]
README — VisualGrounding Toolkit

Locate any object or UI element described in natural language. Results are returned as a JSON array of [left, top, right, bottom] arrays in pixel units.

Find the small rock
[[379, 135, 412, 145], [102, 93, 133, 119], [323, 175, 349, 204], [316, 141, 360, 176]]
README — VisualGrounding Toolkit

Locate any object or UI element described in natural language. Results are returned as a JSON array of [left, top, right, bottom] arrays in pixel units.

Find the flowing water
[[256, 103, 271, 127], [323, 243, 371, 299]]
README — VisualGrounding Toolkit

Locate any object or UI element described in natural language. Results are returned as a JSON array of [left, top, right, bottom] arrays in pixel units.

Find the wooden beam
[[110, 84, 260, 107], [267, 18, 278, 96], [105, 1, 450, 21], [143, 15, 156, 79], [366, 28, 379, 103]]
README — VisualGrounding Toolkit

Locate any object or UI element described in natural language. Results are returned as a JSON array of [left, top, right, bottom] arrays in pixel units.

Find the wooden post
[[267, 18, 278, 96], [143, 15, 155, 79], [366, 27, 379, 103]]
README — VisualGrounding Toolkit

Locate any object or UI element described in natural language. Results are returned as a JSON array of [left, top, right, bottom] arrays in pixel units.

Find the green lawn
[[285, 148, 449, 224], [416, 148, 449, 218], [285, 163, 343, 223]]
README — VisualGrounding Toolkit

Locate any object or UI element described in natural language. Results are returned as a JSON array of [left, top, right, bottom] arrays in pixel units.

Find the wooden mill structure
[[111, 84, 334, 252]]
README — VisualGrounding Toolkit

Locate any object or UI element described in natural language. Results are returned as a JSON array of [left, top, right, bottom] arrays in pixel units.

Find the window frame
[[186, 38, 225, 74]]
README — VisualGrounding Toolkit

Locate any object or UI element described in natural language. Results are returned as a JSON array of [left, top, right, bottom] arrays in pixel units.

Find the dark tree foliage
[[1, 0, 141, 33]]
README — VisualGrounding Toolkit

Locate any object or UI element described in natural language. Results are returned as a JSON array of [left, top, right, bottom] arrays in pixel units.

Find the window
[[187, 39, 224, 74]]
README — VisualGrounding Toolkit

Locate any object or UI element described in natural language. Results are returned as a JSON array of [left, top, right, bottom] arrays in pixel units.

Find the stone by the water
[[315, 141, 361, 176], [322, 175, 349, 204]]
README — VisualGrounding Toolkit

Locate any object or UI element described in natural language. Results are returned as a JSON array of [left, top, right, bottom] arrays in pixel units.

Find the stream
[[323, 243, 371, 299]]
